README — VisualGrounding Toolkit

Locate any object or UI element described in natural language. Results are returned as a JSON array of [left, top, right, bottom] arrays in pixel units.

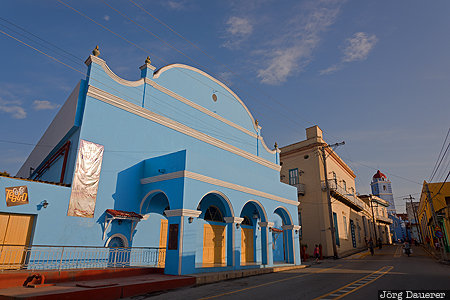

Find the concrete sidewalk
[[0, 272, 195, 300], [0, 264, 309, 299]]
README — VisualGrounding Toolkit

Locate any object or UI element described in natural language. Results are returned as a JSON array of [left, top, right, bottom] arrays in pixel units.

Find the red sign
[[5, 186, 29, 207]]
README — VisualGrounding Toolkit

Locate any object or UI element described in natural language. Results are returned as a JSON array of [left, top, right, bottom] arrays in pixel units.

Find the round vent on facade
[[212, 94, 217, 102]]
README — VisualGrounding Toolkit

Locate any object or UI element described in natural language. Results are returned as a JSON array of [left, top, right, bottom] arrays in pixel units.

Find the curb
[[192, 265, 309, 285]]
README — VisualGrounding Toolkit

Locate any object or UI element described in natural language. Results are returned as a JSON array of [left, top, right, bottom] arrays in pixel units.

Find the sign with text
[[5, 186, 29, 207]]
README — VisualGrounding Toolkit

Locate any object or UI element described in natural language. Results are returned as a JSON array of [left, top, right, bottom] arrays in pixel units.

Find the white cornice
[[87, 86, 280, 171], [86, 58, 275, 154], [165, 209, 201, 217], [145, 78, 258, 139], [258, 222, 274, 227], [153, 64, 258, 131], [86, 55, 144, 87], [140, 170, 299, 207], [224, 217, 244, 224]]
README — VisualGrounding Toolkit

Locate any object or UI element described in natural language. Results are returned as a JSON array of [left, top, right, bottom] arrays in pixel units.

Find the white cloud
[[218, 72, 234, 86], [222, 16, 253, 49], [319, 64, 341, 75], [167, 1, 186, 10], [257, 1, 343, 84], [0, 98, 26, 119], [226, 16, 253, 36], [33, 100, 60, 111], [320, 32, 377, 75], [103, 15, 110, 21], [342, 32, 378, 62]]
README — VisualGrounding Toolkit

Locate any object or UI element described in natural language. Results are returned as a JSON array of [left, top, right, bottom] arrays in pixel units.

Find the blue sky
[[1, 0, 449, 212]]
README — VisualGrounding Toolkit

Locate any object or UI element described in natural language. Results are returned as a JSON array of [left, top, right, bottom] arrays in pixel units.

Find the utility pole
[[321, 141, 345, 259], [424, 181, 447, 260], [404, 195, 423, 244], [370, 196, 378, 242]]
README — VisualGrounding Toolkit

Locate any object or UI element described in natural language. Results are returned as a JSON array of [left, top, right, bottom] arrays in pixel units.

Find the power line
[[0, 27, 261, 154], [431, 170, 450, 200], [127, 0, 347, 143], [429, 127, 450, 182]]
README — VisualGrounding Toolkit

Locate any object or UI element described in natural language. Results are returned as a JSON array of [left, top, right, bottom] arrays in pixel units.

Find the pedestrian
[[368, 238, 374, 256], [434, 239, 441, 250], [313, 244, 320, 263], [403, 241, 411, 257]]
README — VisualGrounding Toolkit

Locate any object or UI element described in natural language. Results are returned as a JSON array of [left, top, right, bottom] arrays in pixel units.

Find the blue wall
[[1, 56, 301, 274]]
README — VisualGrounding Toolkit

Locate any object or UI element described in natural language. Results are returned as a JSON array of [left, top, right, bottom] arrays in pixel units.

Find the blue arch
[[240, 200, 268, 223], [274, 206, 293, 225]]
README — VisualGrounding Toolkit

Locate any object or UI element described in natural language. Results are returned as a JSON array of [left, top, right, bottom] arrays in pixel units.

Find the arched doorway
[[197, 192, 233, 267], [137, 191, 170, 267], [239, 200, 268, 265], [273, 207, 293, 264]]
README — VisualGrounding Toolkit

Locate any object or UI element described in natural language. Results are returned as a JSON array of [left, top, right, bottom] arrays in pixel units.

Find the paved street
[[129, 245, 449, 300]]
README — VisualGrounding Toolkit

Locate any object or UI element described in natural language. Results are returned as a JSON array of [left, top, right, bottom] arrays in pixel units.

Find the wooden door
[[241, 227, 254, 263], [158, 219, 168, 267], [203, 224, 225, 265], [0, 213, 34, 270]]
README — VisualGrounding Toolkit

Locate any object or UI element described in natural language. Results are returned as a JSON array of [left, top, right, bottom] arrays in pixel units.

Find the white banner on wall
[[67, 140, 104, 218]]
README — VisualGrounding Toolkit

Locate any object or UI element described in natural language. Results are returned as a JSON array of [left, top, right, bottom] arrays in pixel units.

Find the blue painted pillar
[[225, 217, 243, 269], [260, 222, 274, 266], [139, 61, 156, 107], [164, 209, 201, 275], [293, 225, 302, 265]]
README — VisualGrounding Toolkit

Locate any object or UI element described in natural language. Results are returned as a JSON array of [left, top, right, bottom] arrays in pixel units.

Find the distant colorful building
[[0, 49, 301, 274], [371, 170, 405, 242]]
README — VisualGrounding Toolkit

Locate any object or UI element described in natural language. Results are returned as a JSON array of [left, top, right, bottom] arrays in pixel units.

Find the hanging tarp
[[67, 140, 104, 218]]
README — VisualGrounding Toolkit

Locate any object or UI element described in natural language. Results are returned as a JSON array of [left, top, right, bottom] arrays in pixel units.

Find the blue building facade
[[371, 170, 405, 242], [0, 50, 301, 274]]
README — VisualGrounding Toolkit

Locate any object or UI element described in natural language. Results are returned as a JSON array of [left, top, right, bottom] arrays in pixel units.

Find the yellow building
[[418, 181, 450, 253], [280, 126, 380, 258]]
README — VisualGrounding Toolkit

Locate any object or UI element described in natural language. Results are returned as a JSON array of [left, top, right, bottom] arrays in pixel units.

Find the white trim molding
[[153, 64, 259, 132], [282, 225, 295, 230], [85, 55, 144, 87], [145, 78, 258, 139], [224, 217, 244, 224], [86, 86, 281, 171], [140, 170, 299, 207], [259, 222, 274, 228], [85, 56, 278, 154], [164, 209, 202, 217]]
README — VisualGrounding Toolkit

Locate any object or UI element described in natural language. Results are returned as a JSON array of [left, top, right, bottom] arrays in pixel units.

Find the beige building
[[358, 195, 392, 245], [280, 125, 388, 258]]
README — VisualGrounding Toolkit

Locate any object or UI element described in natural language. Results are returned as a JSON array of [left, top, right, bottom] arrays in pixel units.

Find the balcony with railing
[[376, 215, 393, 224], [321, 180, 366, 211], [291, 183, 305, 196], [0, 245, 166, 271]]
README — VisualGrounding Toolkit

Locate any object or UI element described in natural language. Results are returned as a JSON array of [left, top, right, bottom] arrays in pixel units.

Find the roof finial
[[274, 142, 278, 149], [255, 119, 259, 127], [92, 45, 100, 57], [145, 56, 151, 64]]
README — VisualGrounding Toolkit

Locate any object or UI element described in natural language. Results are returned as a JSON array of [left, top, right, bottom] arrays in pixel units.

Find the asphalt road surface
[[129, 245, 449, 300]]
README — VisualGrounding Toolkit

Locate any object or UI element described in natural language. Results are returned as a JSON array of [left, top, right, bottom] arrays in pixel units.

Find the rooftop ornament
[[92, 45, 100, 57], [145, 56, 151, 64]]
